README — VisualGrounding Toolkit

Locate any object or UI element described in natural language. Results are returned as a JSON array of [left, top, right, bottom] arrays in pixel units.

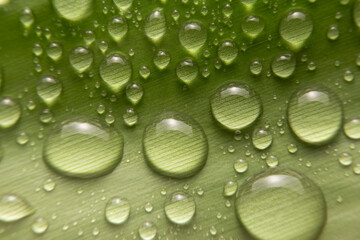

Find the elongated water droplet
[[32, 217, 48, 234], [126, 82, 143, 105], [100, 53, 132, 93], [288, 85, 342, 145], [123, 108, 138, 127], [176, 59, 198, 85], [250, 60, 262, 76], [52, 0, 93, 21], [0, 194, 35, 222], [44, 116, 124, 178], [139, 65, 151, 79], [327, 25, 339, 40], [108, 16, 128, 43], [344, 118, 360, 139], [210, 82, 262, 130], [164, 192, 195, 225], [20, 8, 34, 29], [153, 50, 170, 70], [69, 46, 93, 73], [0, 96, 21, 129], [113, 0, 133, 12], [46, 42, 62, 61], [252, 127, 272, 150], [271, 53, 296, 78], [143, 111, 208, 178], [179, 21, 207, 54], [218, 41, 238, 65], [223, 180, 237, 197], [279, 10, 313, 50], [236, 168, 326, 240], [139, 221, 157, 240], [36, 76, 62, 106], [144, 8, 166, 43], [105, 197, 130, 225], [242, 15, 264, 38]]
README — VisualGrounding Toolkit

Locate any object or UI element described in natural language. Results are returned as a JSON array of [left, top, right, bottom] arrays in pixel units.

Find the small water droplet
[[139, 221, 157, 240], [252, 128, 272, 150], [343, 118, 360, 139], [105, 197, 130, 225], [287, 144, 298, 154], [250, 60, 263, 76], [123, 108, 138, 126], [31, 217, 48, 234], [343, 70, 354, 82], [139, 65, 151, 79], [16, 132, 29, 145], [144, 202, 153, 213], [69, 46, 93, 73], [126, 82, 143, 105], [218, 41, 238, 65], [113, 0, 133, 12], [176, 59, 198, 85], [43, 179, 56, 192], [46, 42, 62, 61], [0, 194, 35, 222], [266, 155, 278, 168], [179, 21, 207, 54], [338, 152, 352, 166], [153, 50, 170, 70], [36, 76, 62, 106], [223, 180, 237, 197], [242, 15, 264, 38], [20, 8, 34, 29], [234, 159, 248, 173], [0, 96, 21, 129], [353, 164, 360, 175], [271, 53, 296, 78], [327, 25, 339, 40], [164, 192, 195, 225]]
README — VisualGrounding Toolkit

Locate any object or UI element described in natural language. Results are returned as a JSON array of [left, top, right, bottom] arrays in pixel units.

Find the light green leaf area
[[0, 0, 359, 239]]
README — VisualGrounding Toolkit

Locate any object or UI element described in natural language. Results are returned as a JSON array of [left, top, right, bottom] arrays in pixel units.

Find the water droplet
[[236, 168, 326, 240], [176, 59, 198, 85], [354, 0, 360, 29], [179, 21, 207, 54], [143, 111, 208, 178], [327, 25, 339, 40], [279, 10, 313, 50], [250, 60, 263, 76], [20, 8, 34, 29], [223, 180, 237, 197], [100, 53, 132, 93], [52, 0, 93, 21], [105, 197, 130, 225], [44, 116, 124, 178], [16, 132, 29, 145], [153, 50, 170, 70], [46, 42, 62, 61], [338, 152, 352, 166], [69, 46, 93, 73], [113, 0, 133, 12], [271, 53, 296, 78], [234, 159, 248, 173], [92, 227, 99, 236], [144, 8, 166, 43], [266, 155, 278, 168], [343, 70, 354, 82], [108, 16, 128, 43], [222, 3, 233, 17], [98, 40, 109, 54], [288, 85, 342, 145], [31, 217, 48, 234], [344, 118, 360, 139], [210, 82, 262, 130], [252, 128, 272, 150], [353, 164, 360, 175], [0, 97, 21, 129], [105, 114, 115, 125], [139, 221, 157, 240], [123, 108, 138, 127], [139, 65, 151, 79], [32, 44, 43, 56], [210, 225, 217, 235], [164, 192, 195, 225], [242, 15, 264, 38], [126, 82, 143, 105], [287, 143, 298, 154], [0, 194, 35, 222], [36, 76, 62, 106], [218, 41, 238, 65], [240, 0, 257, 9], [43, 179, 56, 192], [144, 202, 153, 213]]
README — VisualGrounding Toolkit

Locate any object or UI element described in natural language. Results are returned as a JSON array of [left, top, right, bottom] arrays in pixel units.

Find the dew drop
[[288, 85, 342, 145], [327, 25, 339, 40], [279, 10, 313, 50], [43, 179, 56, 192], [271, 53, 296, 79], [105, 197, 130, 225], [223, 180, 237, 197], [179, 21, 207, 54], [0, 96, 21, 129], [20, 8, 34, 29], [144, 8, 166, 43], [39, 109, 54, 124], [338, 152, 352, 166], [46, 43, 62, 61], [210, 82, 262, 131], [126, 82, 143, 105], [16, 132, 29, 145], [143, 111, 208, 178], [84, 30, 95, 46], [218, 41, 238, 65], [234, 159, 248, 173], [144, 202, 153, 213], [252, 128, 272, 150], [123, 108, 138, 127], [153, 50, 170, 70], [343, 118, 360, 139], [236, 168, 326, 240], [31, 217, 48, 234], [164, 192, 195, 225], [176, 59, 198, 85], [139, 221, 157, 240], [36, 76, 62, 106], [287, 143, 298, 154], [52, 0, 93, 21], [43, 116, 124, 178], [242, 15, 264, 38], [32, 44, 43, 56], [343, 70, 354, 82], [139, 65, 151, 79], [0, 194, 35, 222], [266, 155, 278, 168], [108, 16, 128, 43], [69, 46, 93, 73], [99, 53, 132, 93], [250, 60, 263, 76]]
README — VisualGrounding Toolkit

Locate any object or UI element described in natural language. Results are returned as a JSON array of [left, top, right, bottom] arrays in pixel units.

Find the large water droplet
[[279, 10, 313, 50], [139, 221, 157, 240], [288, 85, 342, 145], [32, 217, 48, 234], [179, 21, 207, 54], [100, 53, 132, 93], [105, 197, 130, 225], [108, 16, 128, 43], [44, 116, 124, 178], [344, 118, 360, 139], [176, 59, 198, 85], [271, 53, 296, 79], [218, 41, 238, 65], [0, 96, 21, 129], [236, 168, 326, 240], [52, 0, 93, 21], [46, 42, 62, 61], [153, 50, 170, 70], [241, 15, 264, 38], [143, 111, 208, 178], [69, 46, 93, 73], [113, 0, 133, 12], [164, 192, 196, 225], [210, 82, 262, 130], [36, 76, 62, 106], [0, 194, 35, 222], [144, 8, 166, 43]]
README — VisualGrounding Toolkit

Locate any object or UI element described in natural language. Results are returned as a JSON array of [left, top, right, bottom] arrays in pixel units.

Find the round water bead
[[218, 41, 238, 65], [252, 127, 272, 150], [139, 221, 157, 240], [32, 217, 48, 234], [144, 8, 166, 43], [44, 116, 124, 178], [250, 60, 263, 76], [164, 192, 196, 225], [179, 21, 207, 54], [0, 96, 21, 129], [343, 118, 360, 139], [210, 82, 262, 130], [223, 180, 237, 197], [105, 197, 130, 225], [236, 168, 327, 240], [143, 111, 208, 178], [234, 159, 248, 173], [176, 59, 198, 85], [288, 85, 342, 145], [338, 152, 352, 166], [271, 53, 296, 78]]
